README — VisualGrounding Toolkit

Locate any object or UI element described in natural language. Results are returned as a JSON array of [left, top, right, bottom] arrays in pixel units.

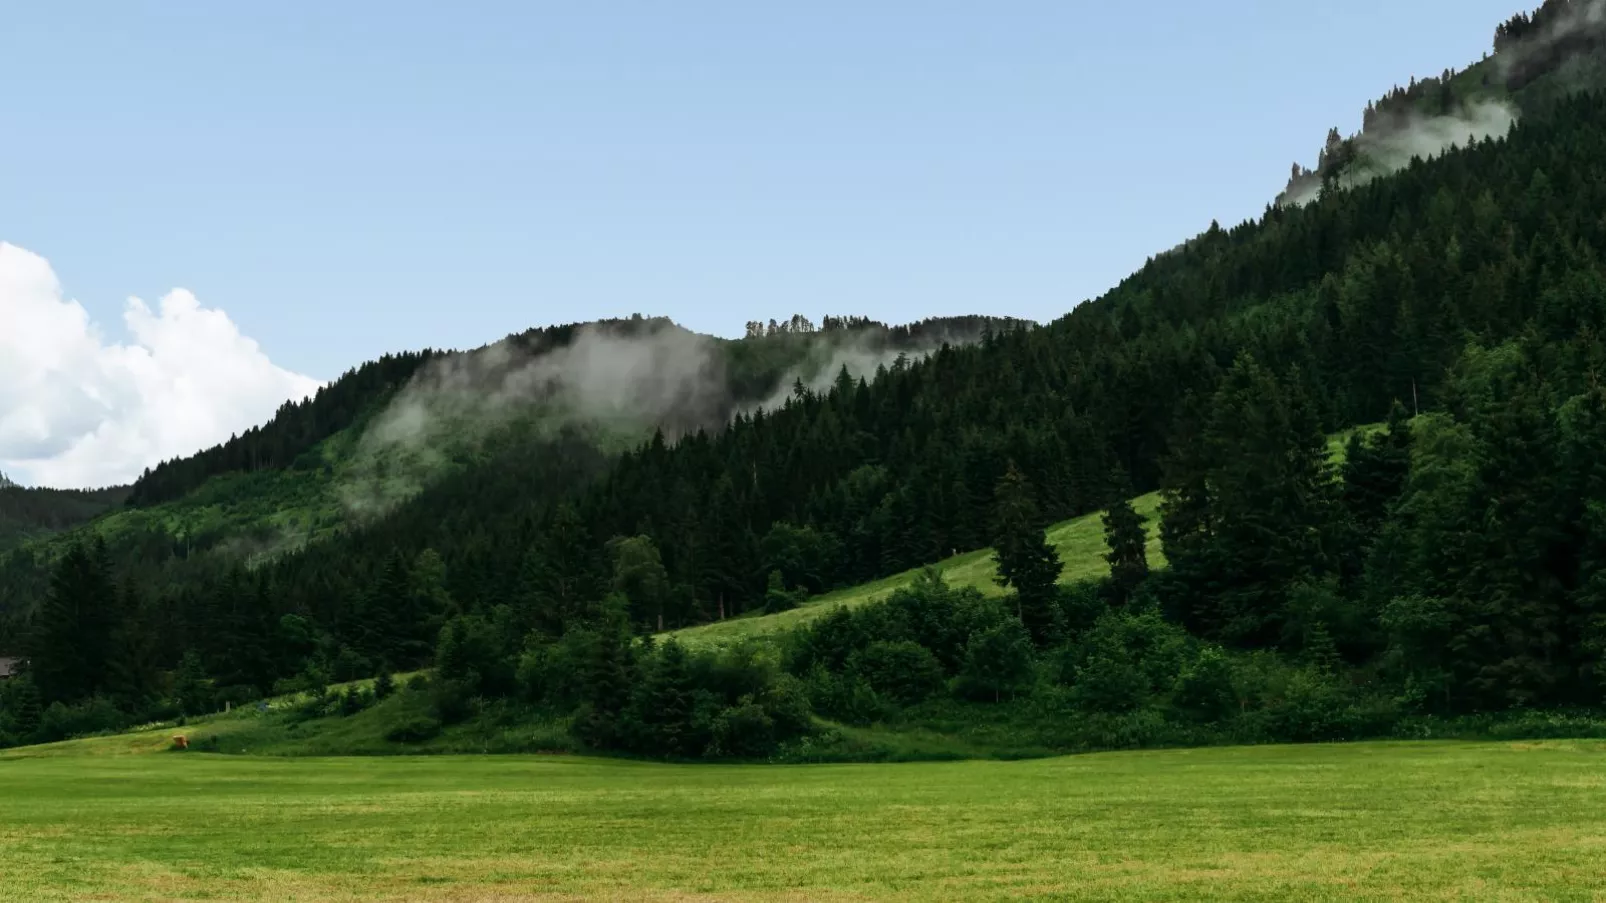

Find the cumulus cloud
[[0, 242, 321, 488]]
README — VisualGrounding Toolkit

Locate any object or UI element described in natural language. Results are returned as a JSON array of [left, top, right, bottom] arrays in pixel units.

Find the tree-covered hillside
[[6, 2, 1606, 758], [0, 314, 1017, 649], [1279, 0, 1606, 205], [0, 481, 129, 555]]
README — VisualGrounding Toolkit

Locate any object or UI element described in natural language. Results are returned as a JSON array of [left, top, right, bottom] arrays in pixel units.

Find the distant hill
[[1278, 0, 1606, 206], [0, 482, 130, 555], [0, 314, 1023, 644]]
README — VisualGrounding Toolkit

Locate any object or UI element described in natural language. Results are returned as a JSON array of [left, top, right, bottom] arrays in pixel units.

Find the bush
[[763, 570, 808, 615], [1072, 648, 1149, 714], [338, 686, 372, 716], [35, 697, 128, 743], [1172, 645, 1238, 722], [385, 716, 443, 743], [849, 641, 945, 706], [1065, 610, 1191, 714], [431, 678, 477, 725], [803, 667, 892, 725], [709, 700, 777, 757], [1254, 668, 1358, 743], [954, 620, 1035, 702]]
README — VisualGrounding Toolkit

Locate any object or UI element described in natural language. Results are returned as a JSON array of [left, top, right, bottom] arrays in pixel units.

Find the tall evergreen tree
[[1161, 355, 1337, 646], [29, 539, 116, 705], [1102, 482, 1149, 604], [990, 464, 1063, 646]]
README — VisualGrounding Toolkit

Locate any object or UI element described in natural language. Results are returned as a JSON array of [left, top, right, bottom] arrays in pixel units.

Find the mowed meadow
[[3, 738, 1605, 901]]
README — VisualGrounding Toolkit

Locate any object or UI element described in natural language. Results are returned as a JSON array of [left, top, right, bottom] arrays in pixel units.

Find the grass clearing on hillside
[[672, 493, 1164, 645], [671, 427, 1377, 646], [2, 739, 1604, 901]]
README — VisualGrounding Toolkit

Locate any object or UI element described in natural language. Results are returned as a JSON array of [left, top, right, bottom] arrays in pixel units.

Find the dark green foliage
[[624, 639, 699, 756], [1172, 645, 1238, 722], [760, 522, 841, 595], [848, 641, 945, 706], [434, 613, 518, 698], [762, 570, 807, 615], [34, 697, 127, 744], [1065, 611, 1191, 715], [990, 465, 1064, 646], [1160, 355, 1337, 647], [0, 483, 128, 554], [171, 650, 211, 717], [954, 620, 1035, 703], [384, 715, 442, 743], [28, 539, 117, 705], [608, 535, 672, 631], [1102, 488, 1149, 603]]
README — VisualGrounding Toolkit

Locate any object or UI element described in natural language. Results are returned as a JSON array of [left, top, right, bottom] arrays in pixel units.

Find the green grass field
[[3, 737, 1604, 901]]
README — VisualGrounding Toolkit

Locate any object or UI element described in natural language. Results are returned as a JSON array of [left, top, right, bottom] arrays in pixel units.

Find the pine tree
[[11, 676, 42, 740], [107, 579, 162, 712], [632, 640, 696, 756], [574, 617, 634, 749], [1163, 355, 1337, 647], [517, 504, 603, 634], [29, 539, 116, 705], [991, 464, 1063, 646], [171, 649, 211, 716], [1102, 471, 1149, 604]]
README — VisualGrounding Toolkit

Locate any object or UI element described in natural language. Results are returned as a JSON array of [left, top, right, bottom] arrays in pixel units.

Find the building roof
[[0, 657, 19, 679]]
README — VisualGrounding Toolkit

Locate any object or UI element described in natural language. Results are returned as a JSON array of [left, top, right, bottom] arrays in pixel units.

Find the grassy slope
[[672, 428, 1374, 646], [3, 736, 1605, 901], [675, 493, 1164, 645]]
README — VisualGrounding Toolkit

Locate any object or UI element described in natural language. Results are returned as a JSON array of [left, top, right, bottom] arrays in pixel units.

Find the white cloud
[[0, 242, 321, 488]]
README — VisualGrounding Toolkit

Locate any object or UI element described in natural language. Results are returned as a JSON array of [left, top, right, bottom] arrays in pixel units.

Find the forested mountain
[[5, 2, 1606, 758], [1279, 0, 1606, 205], [0, 481, 129, 555], [0, 314, 1017, 650]]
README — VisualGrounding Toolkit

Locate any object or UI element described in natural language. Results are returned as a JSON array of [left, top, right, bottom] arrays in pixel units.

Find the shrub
[[431, 678, 477, 725], [709, 700, 777, 758], [849, 641, 945, 706], [1072, 648, 1149, 714], [954, 620, 1035, 702], [1172, 645, 1239, 722], [385, 716, 443, 743], [338, 686, 371, 716], [35, 697, 127, 743], [763, 570, 808, 614]]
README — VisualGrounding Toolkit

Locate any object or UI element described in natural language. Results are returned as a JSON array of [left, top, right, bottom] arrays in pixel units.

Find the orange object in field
[[172, 735, 188, 750]]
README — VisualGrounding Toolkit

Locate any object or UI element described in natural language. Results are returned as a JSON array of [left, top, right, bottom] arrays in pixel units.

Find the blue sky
[[3, 0, 1524, 377], [0, 1, 1525, 486]]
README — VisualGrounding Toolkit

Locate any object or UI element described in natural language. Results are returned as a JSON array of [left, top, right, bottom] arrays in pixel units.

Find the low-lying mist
[[337, 317, 1001, 518], [1279, 100, 1518, 207]]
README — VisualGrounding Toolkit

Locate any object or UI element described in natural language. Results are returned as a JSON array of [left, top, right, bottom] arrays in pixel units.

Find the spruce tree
[[991, 464, 1063, 646], [1102, 471, 1149, 604], [29, 540, 116, 705], [632, 640, 696, 756]]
